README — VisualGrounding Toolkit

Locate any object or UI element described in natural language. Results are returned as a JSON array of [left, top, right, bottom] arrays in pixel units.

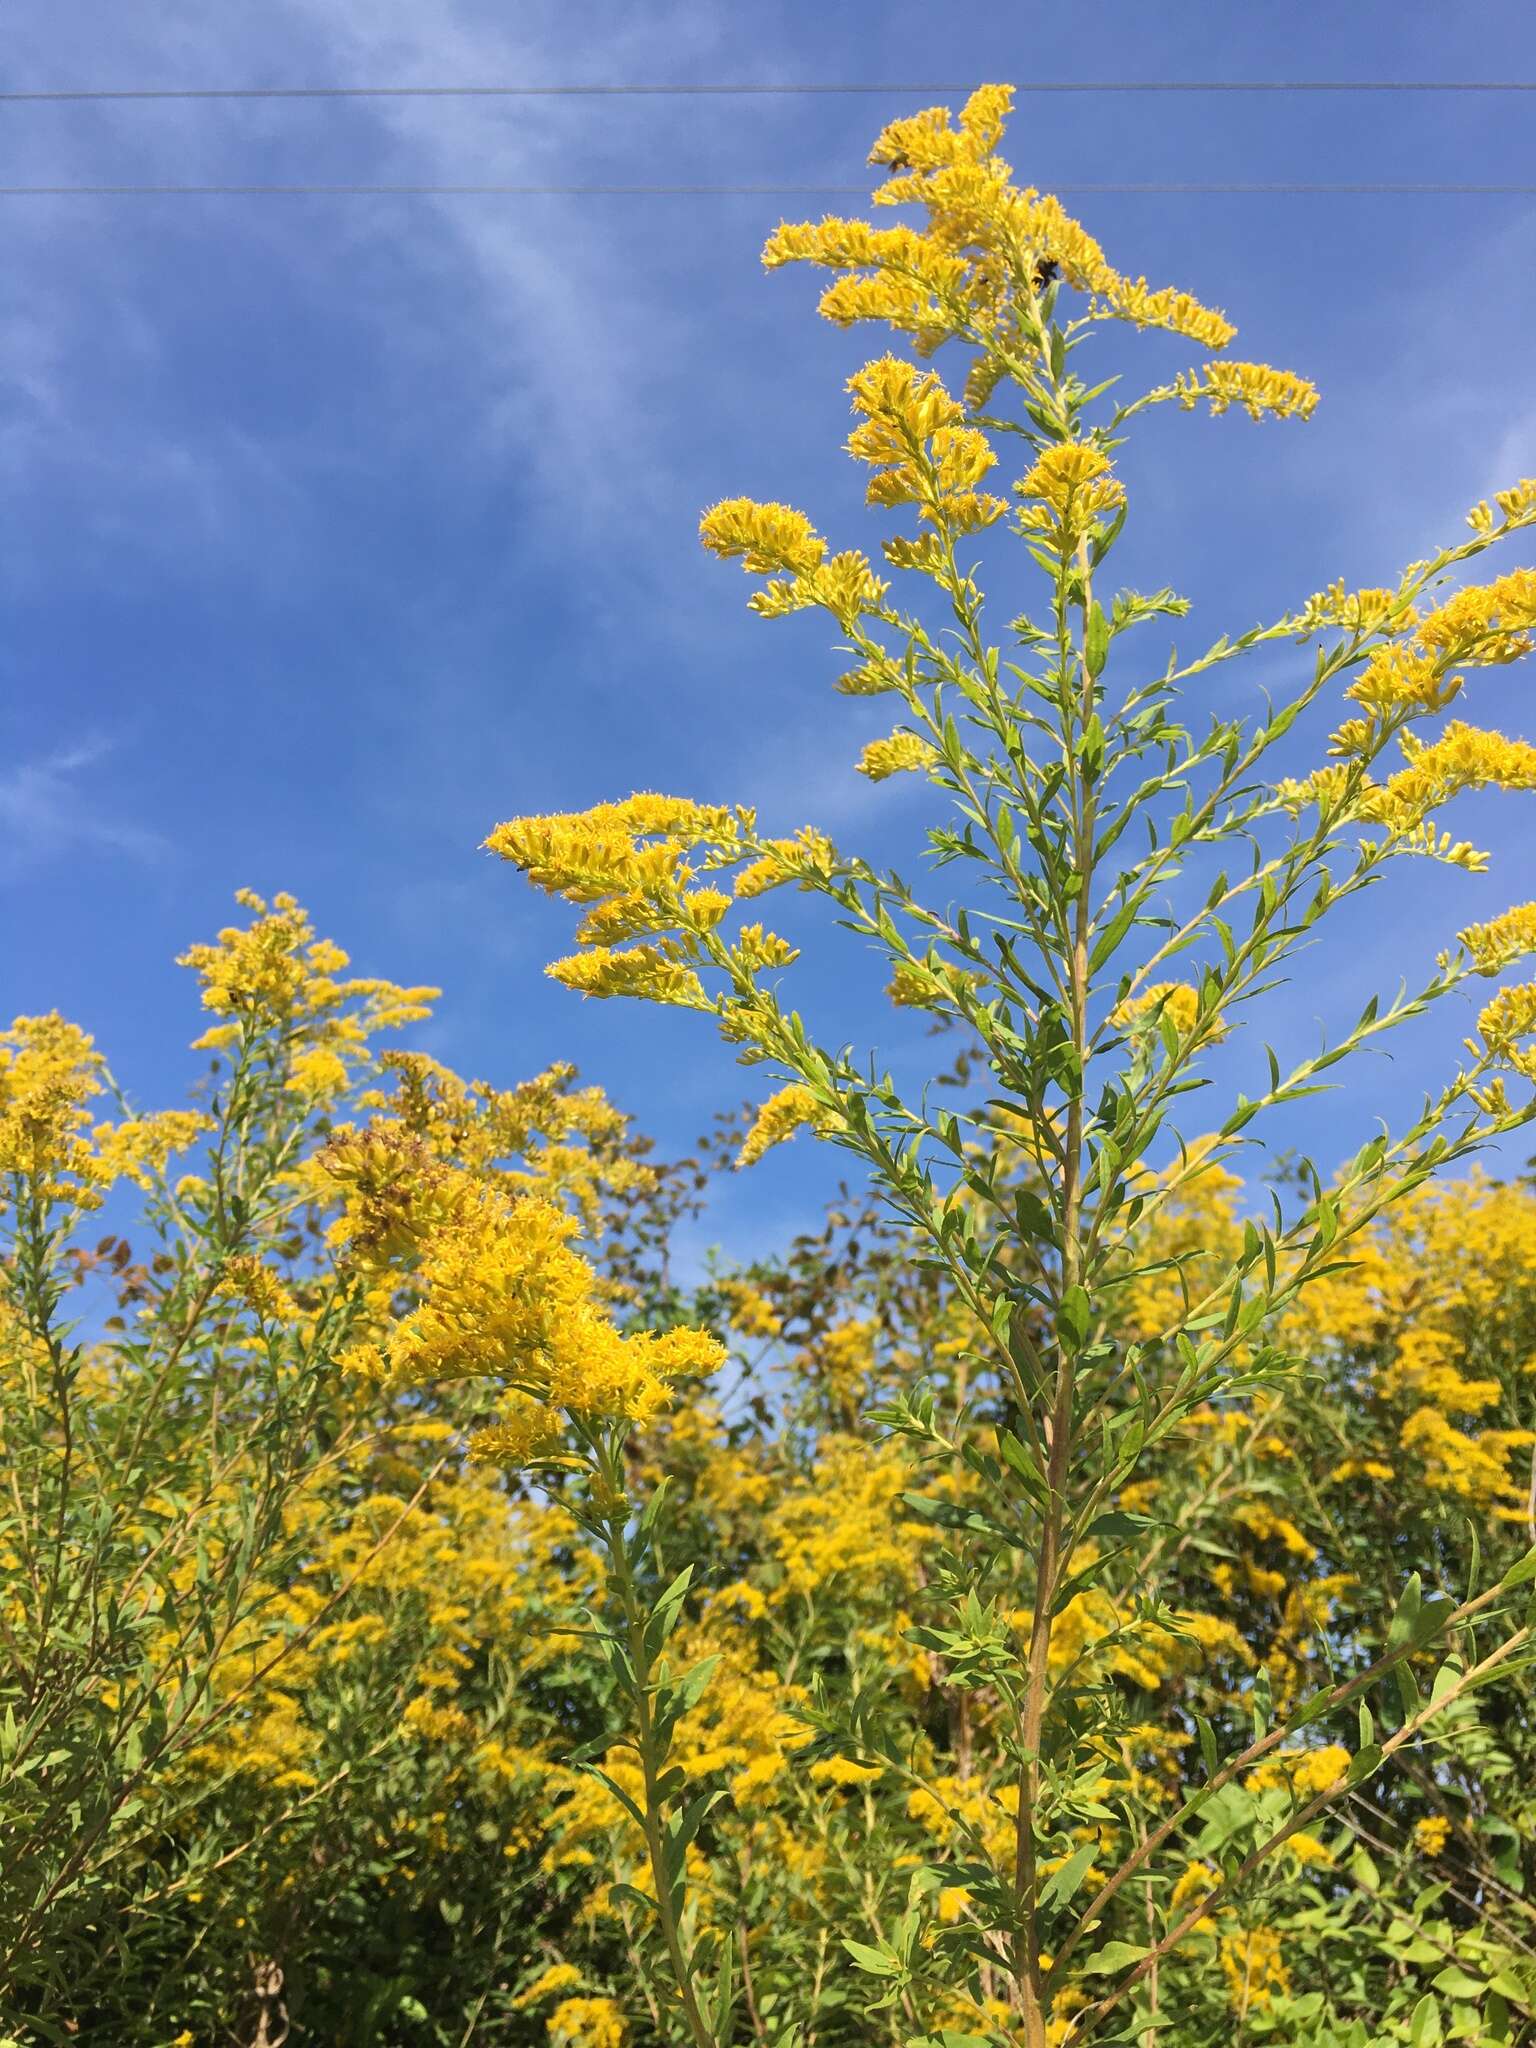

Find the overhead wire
[[1, 181, 1532, 197], [3, 79, 1528, 199], [3, 80, 1536, 101]]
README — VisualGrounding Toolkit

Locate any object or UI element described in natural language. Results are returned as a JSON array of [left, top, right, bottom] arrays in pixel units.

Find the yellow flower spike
[[1477, 981, 1536, 1065], [1017, 442, 1126, 548], [1018, 442, 1122, 514], [324, 1123, 723, 1421], [847, 353, 964, 443], [736, 1084, 838, 1168], [885, 960, 984, 1009], [1494, 476, 1536, 526], [484, 795, 743, 904], [178, 893, 437, 1096], [1096, 279, 1237, 351], [547, 946, 709, 1008], [1414, 1815, 1451, 1856], [214, 1253, 301, 1326], [547, 1995, 627, 2048], [1413, 567, 1536, 663], [698, 497, 826, 577], [572, 894, 675, 948], [858, 731, 939, 781], [1218, 1928, 1289, 2013], [1112, 981, 1224, 1043], [737, 543, 890, 628], [1364, 721, 1536, 831], [1303, 581, 1414, 634], [469, 1393, 573, 1471], [1457, 903, 1536, 976], [733, 827, 839, 900], [88, 1110, 210, 1191], [729, 925, 800, 977], [1177, 360, 1319, 421], [1342, 644, 1457, 722]]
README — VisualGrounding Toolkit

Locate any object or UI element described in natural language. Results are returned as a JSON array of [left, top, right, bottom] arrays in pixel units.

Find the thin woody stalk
[[1016, 330, 1101, 2038], [596, 1446, 717, 2048]]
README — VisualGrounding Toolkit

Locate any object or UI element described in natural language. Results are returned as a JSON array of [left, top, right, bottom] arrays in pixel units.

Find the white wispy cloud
[[0, 0, 758, 599], [0, 738, 167, 878]]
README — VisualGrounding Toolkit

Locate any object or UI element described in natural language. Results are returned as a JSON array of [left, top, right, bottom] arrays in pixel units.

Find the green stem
[[601, 1451, 716, 2048]]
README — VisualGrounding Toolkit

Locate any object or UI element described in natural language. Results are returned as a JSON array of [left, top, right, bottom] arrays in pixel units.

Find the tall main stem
[[1015, 441, 1098, 2044], [603, 1468, 715, 2048]]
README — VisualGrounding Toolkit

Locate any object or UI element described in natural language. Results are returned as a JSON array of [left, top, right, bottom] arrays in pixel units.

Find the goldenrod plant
[[485, 85, 1536, 2047], [9, 82, 1536, 2048]]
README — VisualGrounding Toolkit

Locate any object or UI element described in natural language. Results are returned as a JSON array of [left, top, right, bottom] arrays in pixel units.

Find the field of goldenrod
[[6, 81, 1536, 2048]]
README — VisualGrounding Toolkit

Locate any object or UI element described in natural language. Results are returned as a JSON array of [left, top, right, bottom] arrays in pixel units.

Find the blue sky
[[4, 1, 1536, 1270]]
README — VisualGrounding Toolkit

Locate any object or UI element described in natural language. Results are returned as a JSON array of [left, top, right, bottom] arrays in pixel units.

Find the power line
[[2, 181, 1534, 197], [3, 80, 1536, 104]]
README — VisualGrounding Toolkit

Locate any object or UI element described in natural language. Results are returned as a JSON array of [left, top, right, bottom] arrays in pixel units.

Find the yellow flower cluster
[[324, 1126, 723, 1441], [858, 730, 939, 781], [487, 795, 817, 1013], [1457, 902, 1536, 976], [1415, 566, 1536, 663], [886, 959, 985, 1010], [513, 1964, 584, 2010], [469, 1391, 574, 1469], [699, 497, 890, 629], [765, 1439, 924, 1602], [214, 1253, 302, 1327], [547, 1996, 626, 2048], [359, 1050, 640, 1234], [1477, 981, 1536, 1082], [761, 83, 1240, 380], [1016, 442, 1126, 548], [1340, 645, 1458, 728], [696, 497, 826, 577], [1330, 569, 1536, 764], [845, 355, 1007, 536], [1249, 1744, 1350, 1797], [0, 1013, 109, 1204], [1218, 1926, 1290, 2013], [908, 1773, 1019, 1865], [1400, 1404, 1536, 1507], [1413, 1814, 1451, 1856], [0, 1014, 206, 1213], [1095, 278, 1237, 351], [1466, 474, 1536, 536], [1112, 981, 1219, 1042], [547, 944, 708, 1007], [736, 1083, 838, 1168], [1176, 361, 1320, 421], [733, 827, 838, 900], [668, 1629, 811, 1803], [1366, 721, 1536, 830], [485, 794, 742, 903], [178, 891, 437, 1100], [92, 1110, 210, 1192], [1302, 581, 1414, 634]]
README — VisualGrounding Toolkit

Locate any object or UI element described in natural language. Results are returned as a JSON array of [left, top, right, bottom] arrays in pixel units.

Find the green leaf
[[1430, 1967, 1486, 1999], [1040, 1839, 1097, 1912], [1196, 1715, 1218, 1779], [1409, 1993, 1442, 2048], [1079, 1940, 1151, 1977], [1084, 607, 1110, 680], [842, 1939, 901, 1977], [1387, 1573, 1422, 1649], [1346, 1741, 1384, 1787], [1058, 1285, 1092, 1351]]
